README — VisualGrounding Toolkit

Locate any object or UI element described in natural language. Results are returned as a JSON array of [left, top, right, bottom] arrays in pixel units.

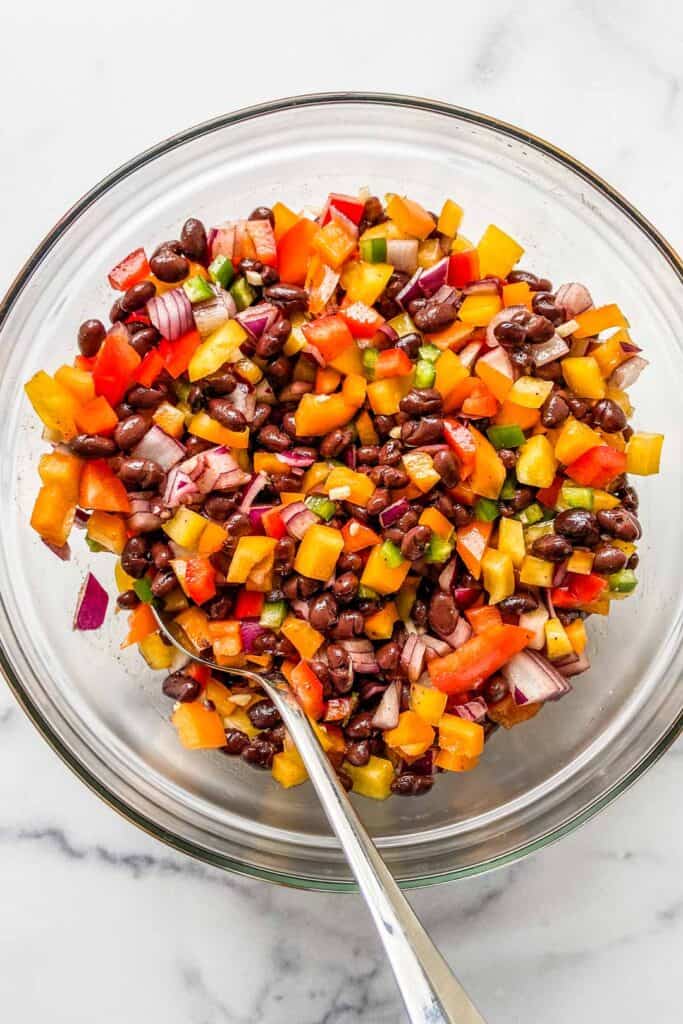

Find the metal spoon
[[153, 607, 486, 1024]]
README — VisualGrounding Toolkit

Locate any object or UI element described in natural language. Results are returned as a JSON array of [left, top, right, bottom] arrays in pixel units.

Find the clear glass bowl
[[0, 94, 681, 891]]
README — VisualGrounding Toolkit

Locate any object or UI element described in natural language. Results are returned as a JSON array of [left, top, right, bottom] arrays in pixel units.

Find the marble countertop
[[1, 2, 681, 1021]]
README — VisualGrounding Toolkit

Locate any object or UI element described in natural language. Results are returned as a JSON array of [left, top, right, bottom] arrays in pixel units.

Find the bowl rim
[[1, 91, 681, 891]]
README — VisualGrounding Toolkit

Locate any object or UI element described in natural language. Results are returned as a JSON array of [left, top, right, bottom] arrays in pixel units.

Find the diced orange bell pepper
[[438, 714, 485, 757], [210, 622, 243, 664], [465, 605, 502, 634], [592, 329, 632, 378], [456, 520, 493, 580], [38, 450, 83, 503], [493, 400, 540, 430], [501, 281, 533, 309], [434, 349, 469, 402], [434, 750, 480, 772], [324, 466, 375, 506], [294, 524, 344, 580], [364, 602, 399, 640], [227, 537, 277, 584], [312, 219, 356, 269], [429, 624, 530, 693], [175, 606, 212, 651], [469, 426, 506, 499], [153, 401, 186, 439], [487, 693, 542, 729], [458, 293, 503, 327], [272, 202, 300, 242], [79, 460, 131, 513], [384, 710, 435, 751], [442, 375, 481, 414], [475, 359, 513, 404], [437, 198, 463, 237], [278, 218, 319, 285], [450, 482, 476, 506], [134, 349, 165, 387], [86, 510, 128, 554], [360, 544, 411, 595], [342, 519, 381, 552], [121, 603, 157, 648], [375, 348, 413, 379], [342, 373, 367, 408], [477, 224, 524, 279], [246, 218, 277, 266], [54, 364, 96, 405], [402, 451, 441, 493], [461, 381, 499, 418], [429, 321, 475, 353], [158, 329, 202, 379], [25, 371, 81, 441], [197, 521, 228, 556], [172, 701, 227, 750], [295, 393, 356, 436], [30, 485, 75, 547], [409, 683, 448, 726], [355, 409, 379, 446], [205, 679, 237, 718], [385, 195, 436, 239], [303, 314, 354, 362], [442, 419, 476, 479], [188, 411, 250, 449], [75, 395, 119, 436], [327, 341, 364, 377], [288, 660, 325, 720], [281, 615, 324, 660], [367, 376, 412, 415], [315, 367, 342, 394], [573, 304, 628, 339], [418, 506, 454, 540]]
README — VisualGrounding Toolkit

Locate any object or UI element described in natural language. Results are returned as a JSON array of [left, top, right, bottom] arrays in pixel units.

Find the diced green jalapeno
[[380, 539, 404, 568], [133, 577, 155, 604], [486, 424, 526, 449], [424, 535, 454, 564], [230, 277, 256, 311], [183, 275, 214, 304], [260, 600, 288, 629], [473, 498, 500, 522], [414, 359, 436, 389], [608, 569, 638, 593], [305, 495, 338, 521], [359, 237, 387, 263], [515, 502, 544, 526], [208, 254, 235, 289]]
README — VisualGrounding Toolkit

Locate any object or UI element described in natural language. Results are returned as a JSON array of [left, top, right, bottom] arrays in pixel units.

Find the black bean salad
[[25, 191, 663, 798]]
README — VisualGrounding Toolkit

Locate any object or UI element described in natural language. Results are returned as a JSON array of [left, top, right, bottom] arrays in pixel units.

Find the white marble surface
[[1, 2, 681, 1021]]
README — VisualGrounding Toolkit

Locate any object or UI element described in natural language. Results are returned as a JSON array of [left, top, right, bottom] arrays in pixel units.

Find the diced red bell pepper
[[158, 329, 202, 379], [448, 250, 480, 288], [443, 419, 476, 479], [108, 248, 150, 291], [341, 519, 381, 552], [428, 624, 530, 693], [92, 324, 141, 406], [74, 396, 119, 436], [234, 590, 266, 619], [536, 475, 563, 508], [551, 572, 608, 608], [79, 460, 131, 513], [261, 507, 286, 540], [75, 355, 97, 372], [461, 381, 498, 418], [277, 218, 319, 286], [134, 349, 165, 387], [340, 301, 385, 339], [246, 218, 278, 267], [186, 662, 211, 687], [185, 556, 217, 605], [565, 446, 627, 489], [302, 315, 354, 362], [288, 660, 325, 720], [324, 696, 355, 722], [320, 193, 365, 227], [375, 348, 413, 379]]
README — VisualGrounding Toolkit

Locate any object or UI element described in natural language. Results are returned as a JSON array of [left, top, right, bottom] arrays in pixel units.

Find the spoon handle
[[268, 684, 487, 1024]]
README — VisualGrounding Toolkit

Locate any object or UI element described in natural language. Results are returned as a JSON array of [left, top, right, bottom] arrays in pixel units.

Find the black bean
[[498, 448, 518, 470], [345, 711, 375, 739], [272, 472, 305, 493], [508, 487, 535, 513], [257, 424, 291, 452], [151, 567, 177, 597], [412, 599, 428, 627], [206, 593, 233, 620], [207, 399, 247, 431], [376, 641, 401, 673], [116, 589, 140, 610], [413, 299, 458, 333], [151, 541, 173, 569], [77, 319, 106, 357], [346, 740, 370, 767], [365, 489, 391, 517], [554, 508, 600, 546], [536, 361, 564, 383], [361, 196, 384, 227], [431, 449, 459, 487], [484, 674, 508, 704], [162, 672, 201, 703], [263, 283, 308, 311], [180, 218, 208, 263], [241, 738, 276, 769], [331, 610, 364, 639], [531, 292, 564, 325], [564, 394, 592, 420], [70, 434, 118, 458], [224, 512, 251, 539], [248, 206, 275, 227], [320, 427, 353, 459], [498, 592, 538, 615], [592, 398, 627, 433], [618, 484, 639, 513], [223, 729, 250, 755], [428, 592, 459, 637], [401, 416, 443, 447], [507, 270, 552, 292], [592, 545, 628, 574], [121, 280, 156, 314], [203, 494, 237, 521], [379, 439, 403, 465], [373, 415, 397, 438], [391, 774, 434, 796], [256, 317, 291, 359], [401, 525, 432, 561], [121, 536, 149, 579], [541, 393, 570, 428], [149, 249, 189, 283], [399, 388, 443, 416], [309, 593, 339, 631], [369, 465, 409, 489], [272, 536, 295, 575], [525, 314, 555, 342], [118, 457, 164, 490], [531, 534, 573, 562], [395, 332, 421, 360], [357, 445, 381, 465], [333, 572, 359, 605], [252, 403, 271, 430], [596, 507, 642, 541], [126, 383, 169, 409], [247, 698, 282, 730], [203, 370, 236, 396], [494, 320, 528, 346], [129, 327, 160, 358]]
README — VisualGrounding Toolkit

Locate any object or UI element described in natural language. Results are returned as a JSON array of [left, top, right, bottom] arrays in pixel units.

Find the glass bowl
[[0, 94, 681, 891]]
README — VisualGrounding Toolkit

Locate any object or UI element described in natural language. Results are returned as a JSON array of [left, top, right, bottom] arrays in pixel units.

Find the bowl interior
[[1, 96, 681, 887]]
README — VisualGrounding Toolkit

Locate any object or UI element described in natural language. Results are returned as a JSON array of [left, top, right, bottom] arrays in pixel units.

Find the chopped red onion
[[329, 204, 359, 238], [609, 355, 649, 389], [132, 425, 186, 471], [236, 302, 279, 339], [344, 447, 357, 470], [396, 269, 423, 308], [379, 498, 410, 528], [557, 650, 590, 677], [247, 505, 269, 533], [430, 284, 457, 305], [73, 508, 89, 529], [301, 342, 326, 367], [311, 265, 341, 311], [445, 617, 472, 649], [544, 588, 557, 620], [277, 450, 316, 468], [438, 558, 456, 592], [400, 634, 426, 683], [193, 286, 236, 339], [374, 323, 399, 346], [502, 649, 571, 705], [239, 621, 267, 654], [386, 239, 419, 274], [209, 223, 235, 261], [279, 381, 312, 402], [421, 634, 452, 657], [555, 282, 593, 318], [73, 573, 109, 631], [519, 605, 549, 650], [476, 345, 514, 381], [340, 638, 380, 674], [147, 288, 194, 341], [290, 599, 310, 621], [619, 341, 642, 354], [418, 257, 449, 297], [163, 470, 199, 508], [463, 276, 502, 296], [485, 305, 527, 348], [279, 502, 317, 540], [552, 560, 569, 587], [239, 472, 268, 512], [128, 511, 163, 533], [454, 698, 488, 723], [458, 339, 484, 369], [531, 334, 570, 366], [371, 681, 401, 730], [452, 585, 480, 611], [230, 383, 257, 424]]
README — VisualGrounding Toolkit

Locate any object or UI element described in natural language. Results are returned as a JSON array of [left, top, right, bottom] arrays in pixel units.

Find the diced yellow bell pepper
[[477, 224, 524, 278], [626, 432, 664, 476], [188, 411, 249, 448], [271, 201, 299, 242], [280, 491, 306, 505], [554, 417, 603, 464], [172, 701, 226, 750], [434, 349, 469, 402], [434, 750, 480, 772], [341, 261, 394, 305], [410, 683, 448, 726], [328, 341, 364, 377], [520, 555, 555, 588], [458, 293, 503, 326], [361, 544, 411, 595], [197, 521, 228, 556], [567, 549, 594, 575], [417, 238, 442, 268], [367, 375, 413, 415], [545, 617, 573, 660], [25, 371, 81, 440], [205, 679, 237, 719], [344, 755, 394, 800], [524, 522, 554, 546], [605, 386, 633, 417], [294, 524, 344, 581], [38, 450, 83, 503], [281, 615, 324, 659], [163, 507, 208, 550], [396, 576, 419, 621], [342, 373, 367, 407], [174, 606, 212, 651], [592, 329, 632, 378], [295, 393, 356, 436], [245, 549, 275, 594], [227, 536, 278, 583], [356, 409, 379, 445], [402, 451, 441, 493], [613, 539, 637, 559], [283, 314, 308, 356], [437, 198, 464, 237], [438, 714, 485, 757], [138, 632, 174, 670], [360, 220, 406, 242], [497, 517, 525, 568], [592, 489, 621, 511], [561, 356, 606, 400], [516, 434, 558, 489], [233, 357, 262, 385], [188, 320, 247, 382], [272, 749, 308, 789], [115, 560, 135, 593], [153, 401, 186, 439], [566, 619, 587, 655], [302, 461, 333, 492], [507, 376, 554, 409], [451, 235, 474, 253], [470, 426, 506, 499], [385, 195, 436, 239], [224, 707, 259, 739], [364, 602, 399, 640], [86, 510, 127, 555], [30, 484, 75, 547], [54, 364, 95, 405], [573, 304, 628, 340], [418, 506, 454, 540], [481, 548, 514, 605], [384, 710, 435, 750]]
